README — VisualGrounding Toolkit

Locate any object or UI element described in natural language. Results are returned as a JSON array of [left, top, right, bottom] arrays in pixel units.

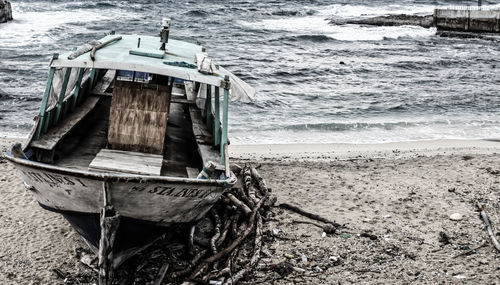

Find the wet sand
[[1, 138, 500, 284]]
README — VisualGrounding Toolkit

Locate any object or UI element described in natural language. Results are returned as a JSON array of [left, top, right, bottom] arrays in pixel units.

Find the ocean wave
[[319, 4, 436, 18], [240, 16, 436, 41]]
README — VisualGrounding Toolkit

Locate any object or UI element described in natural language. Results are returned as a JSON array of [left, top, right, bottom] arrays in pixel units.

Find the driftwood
[[153, 263, 169, 285], [476, 202, 500, 252], [292, 220, 336, 234], [279, 203, 341, 228], [223, 213, 263, 285], [226, 193, 252, 216]]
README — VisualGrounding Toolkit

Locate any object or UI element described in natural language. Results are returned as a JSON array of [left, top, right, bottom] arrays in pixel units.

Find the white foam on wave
[[241, 16, 436, 41], [0, 10, 111, 48], [317, 3, 435, 18]]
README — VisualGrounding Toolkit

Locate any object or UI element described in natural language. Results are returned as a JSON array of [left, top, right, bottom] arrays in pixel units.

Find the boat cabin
[[27, 32, 254, 179]]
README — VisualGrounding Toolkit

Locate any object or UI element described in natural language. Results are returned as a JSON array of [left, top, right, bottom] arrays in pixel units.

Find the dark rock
[[0, 1, 13, 23], [331, 14, 434, 28]]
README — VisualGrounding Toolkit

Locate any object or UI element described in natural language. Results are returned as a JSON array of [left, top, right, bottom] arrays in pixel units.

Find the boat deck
[[55, 97, 201, 178]]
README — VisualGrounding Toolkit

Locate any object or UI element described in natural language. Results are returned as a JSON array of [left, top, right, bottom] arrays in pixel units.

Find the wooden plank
[[220, 87, 229, 164], [92, 69, 116, 95], [185, 167, 199, 178], [189, 106, 213, 143], [35, 67, 56, 140], [198, 144, 224, 171], [89, 149, 163, 176], [187, 105, 223, 171], [170, 96, 195, 105], [30, 95, 101, 150], [108, 80, 171, 154]]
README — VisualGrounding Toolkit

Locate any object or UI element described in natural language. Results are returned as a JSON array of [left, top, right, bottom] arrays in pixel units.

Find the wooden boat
[[4, 20, 254, 277]]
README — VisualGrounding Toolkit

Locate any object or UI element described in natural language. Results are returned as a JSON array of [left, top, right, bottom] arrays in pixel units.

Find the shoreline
[[231, 139, 500, 160]]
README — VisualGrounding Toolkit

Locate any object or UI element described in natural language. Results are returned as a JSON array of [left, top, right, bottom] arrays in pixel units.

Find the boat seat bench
[[89, 149, 163, 176]]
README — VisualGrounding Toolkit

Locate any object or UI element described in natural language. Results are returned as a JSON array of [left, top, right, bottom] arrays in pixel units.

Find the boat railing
[[34, 59, 102, 140]]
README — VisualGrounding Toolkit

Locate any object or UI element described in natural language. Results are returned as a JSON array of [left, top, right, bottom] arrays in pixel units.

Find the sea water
[[0, 0, 499, 144]]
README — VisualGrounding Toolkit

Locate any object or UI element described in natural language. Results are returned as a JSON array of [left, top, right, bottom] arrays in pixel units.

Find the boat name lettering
[[130, 185, 212, 199], [22, 170, 87, 188]]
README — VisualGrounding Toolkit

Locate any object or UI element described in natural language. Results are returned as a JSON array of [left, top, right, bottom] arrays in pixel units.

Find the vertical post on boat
[[34, 66, 56, 140], [54, 68, 72, 124], [214, 87, 221, 146], [71, 68, 86, 111], [220, 76, 230, 165], [98, 180, 120, 285], [88, 68, 97, 94], [205, 85, 213, 132]]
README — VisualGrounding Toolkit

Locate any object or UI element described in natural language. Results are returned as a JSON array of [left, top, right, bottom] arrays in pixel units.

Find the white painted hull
[[6, 154, 235, 227]]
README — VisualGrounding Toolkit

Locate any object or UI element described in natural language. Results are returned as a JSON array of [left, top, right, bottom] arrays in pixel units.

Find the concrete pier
[[0, 0, 13, 23], [434, 8, 500, 33]]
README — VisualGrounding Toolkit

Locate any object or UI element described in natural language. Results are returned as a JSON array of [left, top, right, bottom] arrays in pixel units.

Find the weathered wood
[[171, 96, 196, 105], [30, 95, 100, 150], [226, 193, 251, 216], [98, 206, 121, 285], [91, 36, 123, 61], [153, 263, 169, 285], [92, 69, 116, 95], [223, 213, 263, 285], [186, 167, 199, 179], [89, 149, 163, 176], [35, 67, 56, 140], [220, 84, 229, 163], [476, 202, 500, 252], [279, 203, 342, 228], [189, 192, 269, 280], [189, 106, 213, 144], [108, 80, 171, 154]]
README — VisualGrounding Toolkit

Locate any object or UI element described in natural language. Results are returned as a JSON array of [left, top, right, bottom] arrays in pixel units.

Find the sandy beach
[[1, 137, 500, 284]]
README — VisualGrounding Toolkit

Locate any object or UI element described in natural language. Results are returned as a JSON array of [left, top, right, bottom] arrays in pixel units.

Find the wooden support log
[[476, 202, 500, 252], [226, 193, 251, 216], [279, 203, 342, 228], [98, 206, 120, 285]]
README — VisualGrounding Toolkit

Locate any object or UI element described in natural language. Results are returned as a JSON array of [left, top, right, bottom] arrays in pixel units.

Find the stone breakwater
[[332, 8, 500, 34], [0, 0, 12, 23]]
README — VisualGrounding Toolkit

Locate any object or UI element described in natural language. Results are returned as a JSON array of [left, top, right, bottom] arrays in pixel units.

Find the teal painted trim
[[88, 69, 97, 93], [130, 49, 165, 59], [205, 85, 212, 132], [43, 109, 52, 133], [54, 68, 72, 124], [220, 88, 229, 164], [71, 68, 85, 111], [214, 87, 220, 146], [35, 67, 56, 140]]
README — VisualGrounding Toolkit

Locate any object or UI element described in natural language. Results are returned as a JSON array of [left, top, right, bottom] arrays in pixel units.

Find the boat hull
[[5, 153, 235, 266]]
